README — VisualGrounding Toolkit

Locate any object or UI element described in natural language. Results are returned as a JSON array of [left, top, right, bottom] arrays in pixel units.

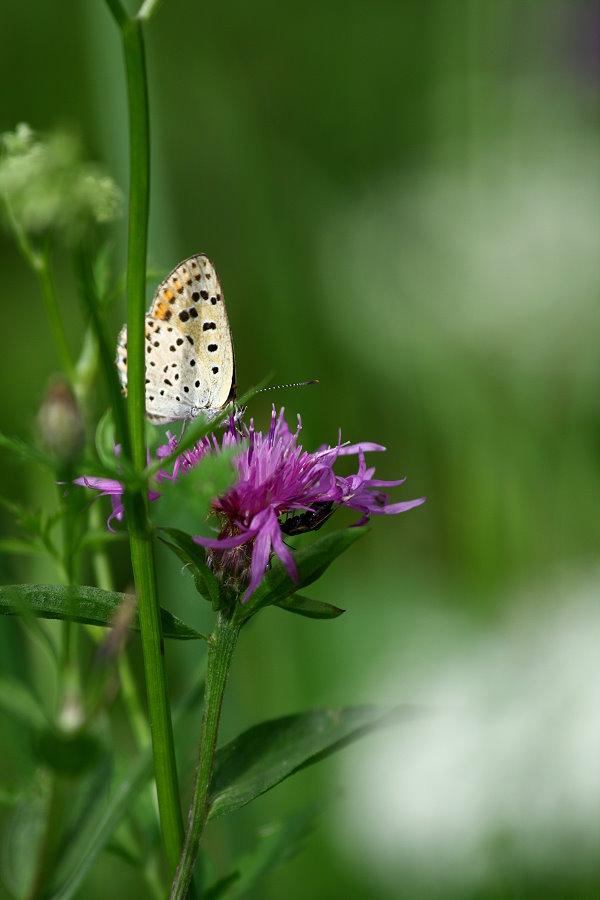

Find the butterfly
[[116, 254, 236, 425]]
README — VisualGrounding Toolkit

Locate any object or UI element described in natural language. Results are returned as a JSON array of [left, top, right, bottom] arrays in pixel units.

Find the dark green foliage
[[0, 583, 208, 641], [209, 705, 416, 819]]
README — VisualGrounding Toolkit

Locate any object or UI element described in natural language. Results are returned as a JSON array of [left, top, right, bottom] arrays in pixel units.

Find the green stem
[[137, 0, 167, 21], [122, 18, 150, 476], [170, 611, 241, 899], [103, 0, 186, 878], [73, 246, 130, 455], [2, 195, 76, 384], [103, 0, 128, 28], [88, 503, 150, 748], [26, 778, 64, 900], [37, 246, 77, 387]]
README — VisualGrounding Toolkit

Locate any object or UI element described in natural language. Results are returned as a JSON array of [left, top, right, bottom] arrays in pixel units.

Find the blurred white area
[[333, 574, 600, 891], [319, 113, 600, 392]]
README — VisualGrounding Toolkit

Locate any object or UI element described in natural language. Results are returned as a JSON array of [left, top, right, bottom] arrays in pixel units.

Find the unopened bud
[[37, 376, 85, 462]]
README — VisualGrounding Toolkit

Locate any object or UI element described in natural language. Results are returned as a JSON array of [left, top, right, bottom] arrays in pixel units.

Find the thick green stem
[[170, 612, 240, 899], [103, 1, 186, 877], [122, 18, 150, 476]]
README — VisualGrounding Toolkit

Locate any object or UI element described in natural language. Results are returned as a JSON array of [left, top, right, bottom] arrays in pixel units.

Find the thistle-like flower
[[76, 408, 425, 600]]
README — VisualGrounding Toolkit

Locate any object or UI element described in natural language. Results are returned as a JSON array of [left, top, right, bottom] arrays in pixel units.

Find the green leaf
[[243, 526, 368, 617], [91, 410, 138, 486], [0, 584, 208, 641], [143, 373, 272, 481], [94, 407, 117, 471], [159, 527, 220, 607], [274, 594, 345, 619], [208, 704, 419, 820], [156, 449, 236, 521], [203, 871, 241, 899], [35, 753, 113, 899], [0, 538, 46, 557], [0, 497, 61, 551], [226, 804, 319, 896], [34, 727, 104, 777], [43, 672, 206, 899], [0, 677, 47, 729], [1, 782, 49, 899], [0, 430, 54, 469], [78, 530, 128, 551]]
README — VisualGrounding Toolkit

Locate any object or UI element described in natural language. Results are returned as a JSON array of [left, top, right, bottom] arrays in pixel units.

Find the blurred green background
[[1, 0, 599, 897]]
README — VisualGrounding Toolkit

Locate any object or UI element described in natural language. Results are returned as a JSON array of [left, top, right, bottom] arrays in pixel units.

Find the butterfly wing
[[116, 254, 236, 424]]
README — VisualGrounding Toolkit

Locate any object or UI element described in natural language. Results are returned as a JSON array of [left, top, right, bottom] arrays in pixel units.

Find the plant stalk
[[170, 611, 240, 899], [104, 1, 186, 877], [2, 195, 76, 386], [37, 247, 77, 388]]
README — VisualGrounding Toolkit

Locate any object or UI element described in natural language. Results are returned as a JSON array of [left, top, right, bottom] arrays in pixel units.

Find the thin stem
[[103, 0, 129, 28], [88, 503, 151, 748], [89, 504, 115, 593], [170, 611, 241, 900], [37, 245, 77, 387], [103, 2, 187, 877], [59, 490, 76, 669], [73, 246, 130, 455], [1, 194, 41, 270], [137, 0, 167, 21], [3, 195, 76, 384], [26, 778, 64, 900]]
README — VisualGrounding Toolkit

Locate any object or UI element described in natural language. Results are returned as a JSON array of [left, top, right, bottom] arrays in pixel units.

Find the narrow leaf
[[79, 531, 128, 551], [144, 374, 272, 480], [43, 673, 205, 899], [94, 408, 117, 471], [0, 677, 47, 729], [2, 784, 49, 898], [159, 527, 220, 607], [0, 538, 46, 557], [46, 755, 113, 893], [243, 526, 368, 616], [155, 450, 236, 519], [228, 804, 319, 895], [34, 728, 104, 777], [202, 872, 240, 899], [274, 594, 345, 619], [0, 584, 208, 641], [208, 704, 420, 819], [0, 431, 53, 469]]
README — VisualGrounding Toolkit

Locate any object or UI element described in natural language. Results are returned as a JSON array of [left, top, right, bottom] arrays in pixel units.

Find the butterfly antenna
[[256, 379, 319, 393]]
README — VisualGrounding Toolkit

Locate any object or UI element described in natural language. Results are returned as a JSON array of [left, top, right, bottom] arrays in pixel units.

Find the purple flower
[[76, 408, 425, 601]]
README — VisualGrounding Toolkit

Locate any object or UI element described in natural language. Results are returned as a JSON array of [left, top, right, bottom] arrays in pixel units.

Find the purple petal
[[193, 531, 253, 551], [368, 477, 407, 487], [268, 513, 298, 582], [352, 512, 371, 527], [107, 497, 124, 533], [74, 476, 123, 493], [338, 442, 386, 455], [243, 523, 272, 601], [376, 496, 427, 515]]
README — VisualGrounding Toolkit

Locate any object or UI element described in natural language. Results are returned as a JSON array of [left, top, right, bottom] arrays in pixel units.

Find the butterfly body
[[116, 254, 236, 424]]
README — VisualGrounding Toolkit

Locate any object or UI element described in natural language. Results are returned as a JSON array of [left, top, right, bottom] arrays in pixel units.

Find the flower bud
[[37, 376, 85, 463]]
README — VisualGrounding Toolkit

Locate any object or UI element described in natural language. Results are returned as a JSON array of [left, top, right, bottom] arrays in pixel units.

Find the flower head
[[77, 408, 425, 601], [0, 124, 121, 238]]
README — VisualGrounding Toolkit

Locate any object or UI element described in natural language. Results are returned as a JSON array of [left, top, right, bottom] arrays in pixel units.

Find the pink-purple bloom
[[76, 408, 425, 601]]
